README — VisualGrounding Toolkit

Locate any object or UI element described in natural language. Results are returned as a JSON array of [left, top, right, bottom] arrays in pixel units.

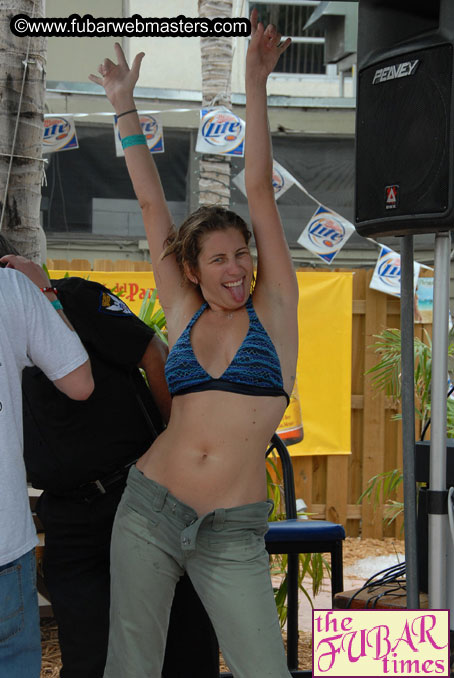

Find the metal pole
[[400, 235, 419, 608], [428, 231, 450, 609]]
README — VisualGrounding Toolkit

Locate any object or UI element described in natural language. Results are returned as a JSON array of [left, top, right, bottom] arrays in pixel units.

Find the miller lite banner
[[297, 205, 355, 264], [43, 115, 79, 153], [196, 106, 245, 157], [114, 114, 164, 157], [233, 160, 295, 200], [370, 245, 421, 298]]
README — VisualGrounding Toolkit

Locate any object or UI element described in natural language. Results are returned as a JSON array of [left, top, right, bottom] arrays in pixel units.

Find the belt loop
[[212, 508, 226, 531], [152, 485, 167, 512]]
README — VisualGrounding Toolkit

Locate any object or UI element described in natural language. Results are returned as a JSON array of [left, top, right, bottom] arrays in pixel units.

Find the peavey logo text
[[372, 59, 419, 85]]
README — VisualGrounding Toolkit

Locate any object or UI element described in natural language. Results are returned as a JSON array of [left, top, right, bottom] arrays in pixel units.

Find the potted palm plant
[[360, 327, 454, 523]]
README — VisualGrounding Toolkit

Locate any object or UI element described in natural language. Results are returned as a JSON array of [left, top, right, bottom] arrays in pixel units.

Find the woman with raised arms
[[90, 9, 299, 678]]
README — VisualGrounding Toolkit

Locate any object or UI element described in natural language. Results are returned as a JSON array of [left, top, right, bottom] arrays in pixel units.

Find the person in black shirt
[[0, 236, 219, 678]]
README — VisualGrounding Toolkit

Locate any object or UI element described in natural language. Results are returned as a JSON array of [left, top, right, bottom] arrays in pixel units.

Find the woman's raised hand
[[246, 7, 291, 82], [89, 42, 144, 110]]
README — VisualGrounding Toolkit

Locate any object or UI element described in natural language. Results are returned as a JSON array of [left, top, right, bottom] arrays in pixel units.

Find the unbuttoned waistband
[[125, 465, 273, 551]]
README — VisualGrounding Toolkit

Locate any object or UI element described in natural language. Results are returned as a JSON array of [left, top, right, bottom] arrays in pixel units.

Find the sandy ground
[[40, 537, 406, 677]]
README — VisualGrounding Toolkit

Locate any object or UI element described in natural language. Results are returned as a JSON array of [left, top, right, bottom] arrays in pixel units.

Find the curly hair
[[162, 205, 251, 278]]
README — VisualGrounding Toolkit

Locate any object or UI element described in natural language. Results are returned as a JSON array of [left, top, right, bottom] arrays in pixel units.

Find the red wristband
[[40, 286, 58, 295]]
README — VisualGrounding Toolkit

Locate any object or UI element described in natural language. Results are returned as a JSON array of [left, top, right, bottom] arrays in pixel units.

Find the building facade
[[43, 0, 439, 275]]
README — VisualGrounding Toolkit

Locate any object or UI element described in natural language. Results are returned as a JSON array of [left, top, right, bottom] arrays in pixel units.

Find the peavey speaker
[[355, 0, 454, 237]]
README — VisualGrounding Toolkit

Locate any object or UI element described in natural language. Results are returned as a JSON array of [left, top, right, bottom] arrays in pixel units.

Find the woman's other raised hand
[[246, 7, 291, 83]]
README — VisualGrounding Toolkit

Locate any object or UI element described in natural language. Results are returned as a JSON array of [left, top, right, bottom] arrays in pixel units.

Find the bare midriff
[[135, 389, 287, 516]]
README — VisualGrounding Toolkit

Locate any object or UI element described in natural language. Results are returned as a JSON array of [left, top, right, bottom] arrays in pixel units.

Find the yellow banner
[[50, 270, 352, 457], [291, 272, 352, 456]]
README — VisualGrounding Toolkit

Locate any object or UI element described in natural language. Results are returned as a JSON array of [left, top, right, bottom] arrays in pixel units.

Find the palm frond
[[138, 288, 168, 344], [358, 469, 403, 507]]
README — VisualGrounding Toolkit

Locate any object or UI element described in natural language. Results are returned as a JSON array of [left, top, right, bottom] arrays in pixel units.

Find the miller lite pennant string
[[233, 160, 295, 200], [114, 114, 164, 157], [369, 245, 421, 298], [43, 115, 79, 153], [195, 107, 245, 157], [45, 108, 195, 118], [297, 205, 355, 264]]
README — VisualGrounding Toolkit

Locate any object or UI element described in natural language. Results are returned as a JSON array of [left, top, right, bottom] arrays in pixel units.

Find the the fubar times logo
[[313, 610, 450, 677]]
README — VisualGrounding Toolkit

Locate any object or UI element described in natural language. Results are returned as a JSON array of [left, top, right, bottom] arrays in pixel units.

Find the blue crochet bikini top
[[165, 296, 290, 405]]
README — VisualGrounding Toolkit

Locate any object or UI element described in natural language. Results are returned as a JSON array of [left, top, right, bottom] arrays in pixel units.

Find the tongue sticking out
[[225, 281, 244, 303]]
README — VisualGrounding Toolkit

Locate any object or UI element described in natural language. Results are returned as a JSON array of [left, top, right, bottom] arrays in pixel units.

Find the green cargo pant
[[103, 466, 292, 678]]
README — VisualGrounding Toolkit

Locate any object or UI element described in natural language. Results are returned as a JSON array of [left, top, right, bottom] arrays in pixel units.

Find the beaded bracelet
[[40, 286, 58, 295], [121, 134, 147, 150], [116, 108, 137, 120], [50, 299, 63, 311]]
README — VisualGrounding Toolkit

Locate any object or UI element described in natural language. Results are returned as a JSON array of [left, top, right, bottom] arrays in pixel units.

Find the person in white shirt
[[0, 255, 94, 678]]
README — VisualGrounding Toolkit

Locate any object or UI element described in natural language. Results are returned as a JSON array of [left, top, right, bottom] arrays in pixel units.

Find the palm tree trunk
[[198, 0, 233, 207], [0, 0, 47, 261]]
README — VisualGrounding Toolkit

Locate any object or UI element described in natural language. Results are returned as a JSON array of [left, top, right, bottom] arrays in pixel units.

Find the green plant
[[43, 264, 73, 280], [358, 469, 404, 527], [368, 329, 427, 431], [138, 288, 168, 344], [360, 327, 454, 526]]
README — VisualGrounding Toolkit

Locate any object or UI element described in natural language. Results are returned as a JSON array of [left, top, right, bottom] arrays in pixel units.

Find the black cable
[[47, 154, 56, 231], [361, 561, 406, 588], [56, 153, 69, 231], [368, 580, 407, 608], [345, 561, 406, 608]]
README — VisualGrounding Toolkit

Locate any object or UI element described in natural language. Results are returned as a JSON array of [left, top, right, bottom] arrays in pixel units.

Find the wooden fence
[[48, 259, 431, 538], [293, 267, 432, 539], [46, 258, 152, 272]]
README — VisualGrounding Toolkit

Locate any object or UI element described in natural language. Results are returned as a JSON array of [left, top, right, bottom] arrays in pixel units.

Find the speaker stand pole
[[400, 234, 419, 608], [428, 231, 450, 609]]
